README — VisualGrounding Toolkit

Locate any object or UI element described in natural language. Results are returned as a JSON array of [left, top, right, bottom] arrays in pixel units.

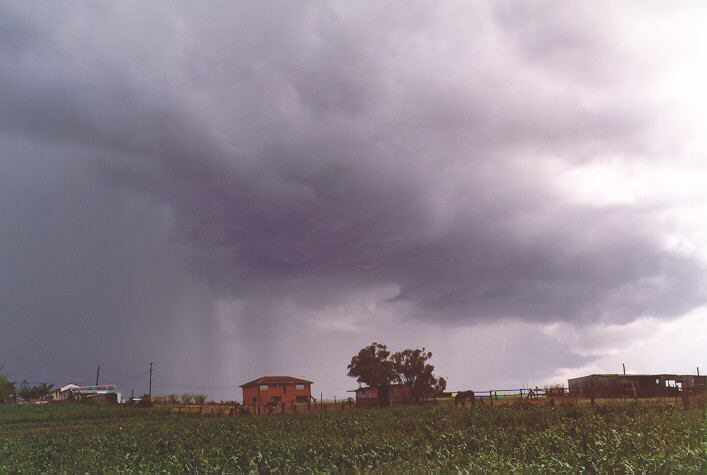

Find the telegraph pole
[[148, 362, 153, 400], [96, 366, 100, 386]]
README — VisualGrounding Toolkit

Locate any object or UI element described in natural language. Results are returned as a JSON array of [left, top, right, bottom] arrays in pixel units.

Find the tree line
[[0, 374, 54, 402]]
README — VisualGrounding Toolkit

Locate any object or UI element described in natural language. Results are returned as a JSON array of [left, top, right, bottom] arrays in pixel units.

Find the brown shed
[[568, 373, 706, 398]]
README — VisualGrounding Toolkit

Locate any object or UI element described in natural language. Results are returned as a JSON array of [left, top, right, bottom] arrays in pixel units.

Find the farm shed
[[353, 384, 411, 407], [568, 374, 706, 398], [52, 383, 80, 401], [240, 376, 312, 407], [52, 384, 122, 403]]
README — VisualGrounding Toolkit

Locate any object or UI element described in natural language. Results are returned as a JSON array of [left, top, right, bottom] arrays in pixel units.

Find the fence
[[170, 386, 704, 416], [171, 400, 356, 416]]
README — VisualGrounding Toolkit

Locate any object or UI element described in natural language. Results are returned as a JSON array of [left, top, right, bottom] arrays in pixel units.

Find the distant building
[[568, 374, 706, 398], [52, 383, 80, 401], [52, 383, 122, 403], [240, 376, 313, 407], [353, 384, 412, 407]]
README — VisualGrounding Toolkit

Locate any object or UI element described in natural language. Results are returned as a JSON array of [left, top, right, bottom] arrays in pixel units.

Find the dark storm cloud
[[1, 0, 706, 380]]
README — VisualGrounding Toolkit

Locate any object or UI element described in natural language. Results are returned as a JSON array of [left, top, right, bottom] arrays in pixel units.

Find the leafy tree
[[347, 342, 396, 406], [37, 382, 54, 399], [181, 392, 193, 404], [435, 377, 447, 394], [167, 393, 179, 404], [391, 348, 445, 401], [20, 383, 43, 400], [194, 394, 207, 405], [0, 373, 16, 403]]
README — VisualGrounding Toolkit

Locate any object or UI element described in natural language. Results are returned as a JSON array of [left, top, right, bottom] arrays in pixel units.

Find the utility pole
[[148, 362, 153, 400], [96, 366, 100, 386], [622, 363, 625, 375]]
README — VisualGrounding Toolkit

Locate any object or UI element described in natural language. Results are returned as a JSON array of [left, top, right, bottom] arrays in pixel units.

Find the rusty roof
[[239, 376, 313, 388]]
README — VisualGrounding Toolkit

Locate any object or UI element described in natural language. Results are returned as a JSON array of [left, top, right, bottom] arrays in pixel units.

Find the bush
[[194, 394, 207, 405], [181, 393, 193, 404], [152, 395, 165, 405]]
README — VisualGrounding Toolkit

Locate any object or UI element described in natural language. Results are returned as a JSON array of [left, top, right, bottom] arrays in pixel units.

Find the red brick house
[[240, 376, 313, 407]]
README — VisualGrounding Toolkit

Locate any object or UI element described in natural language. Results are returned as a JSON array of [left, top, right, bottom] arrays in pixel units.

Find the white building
[[52, 383, 122, 403]]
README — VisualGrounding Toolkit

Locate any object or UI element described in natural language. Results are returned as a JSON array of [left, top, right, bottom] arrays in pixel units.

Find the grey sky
[[1, 1, 705, 400]]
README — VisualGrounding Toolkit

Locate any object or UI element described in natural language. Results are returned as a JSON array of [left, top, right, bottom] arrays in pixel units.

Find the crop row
[[1, 403, 704, 471]]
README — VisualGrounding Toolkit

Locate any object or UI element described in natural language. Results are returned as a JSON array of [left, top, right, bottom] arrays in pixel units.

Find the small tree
[[152, 395, 166, 404], [194, 394, 207, 405], [435, 377, 447, 394], [0, 373, 16, 403], [167, 393, 179, 404], [37, 382, 54, 399], [181, 392, 193, 404]]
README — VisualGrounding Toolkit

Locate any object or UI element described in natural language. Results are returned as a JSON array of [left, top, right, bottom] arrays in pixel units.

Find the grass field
[[1, 402, 705, 472]]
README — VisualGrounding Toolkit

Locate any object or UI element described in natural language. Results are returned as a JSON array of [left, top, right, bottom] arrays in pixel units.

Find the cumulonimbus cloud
[[1, 0, 705, 341]]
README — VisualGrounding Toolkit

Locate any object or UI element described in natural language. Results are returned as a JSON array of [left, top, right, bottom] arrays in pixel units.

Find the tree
[[19, 383, 43, 401], [37, 382, 54, 399], [435, 377, 447, 394], [0, 373, 16, 403], [391, 348, 445, 401], [181, 392, 193, 404], [347, 342, 396, 406], [167, 393, 179, 404], [152, 395, 165, 404], [194, 394, 207, 405]]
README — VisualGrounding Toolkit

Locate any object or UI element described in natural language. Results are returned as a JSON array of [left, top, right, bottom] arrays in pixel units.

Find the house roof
[[240, 376, 313, 388]]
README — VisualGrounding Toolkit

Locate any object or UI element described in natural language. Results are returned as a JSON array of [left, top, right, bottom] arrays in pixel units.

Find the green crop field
[[1, 402, 705, 472]]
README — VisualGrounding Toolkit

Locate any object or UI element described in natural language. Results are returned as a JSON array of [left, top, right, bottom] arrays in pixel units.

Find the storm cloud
[[1, 1, 705, 397]]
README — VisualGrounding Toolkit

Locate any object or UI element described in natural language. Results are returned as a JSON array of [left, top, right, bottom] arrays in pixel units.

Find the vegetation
[[181, 393, 193, 404], [194, 394, 207, 405], [1, 401, 704, 471], [19, 382, 54, 400], [391, 348, 446, 401], [0, 374, 16, 403], [348, 343, 446, 405]]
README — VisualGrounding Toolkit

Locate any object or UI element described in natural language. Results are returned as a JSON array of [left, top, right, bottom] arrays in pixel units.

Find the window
[[296, 384, 305, 391], [260, 385, 268, 391], [272, 396, 281, 403], [296, 395, 307, 403]]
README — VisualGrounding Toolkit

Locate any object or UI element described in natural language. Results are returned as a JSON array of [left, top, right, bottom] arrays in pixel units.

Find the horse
[[455, 390, 475, 407]]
